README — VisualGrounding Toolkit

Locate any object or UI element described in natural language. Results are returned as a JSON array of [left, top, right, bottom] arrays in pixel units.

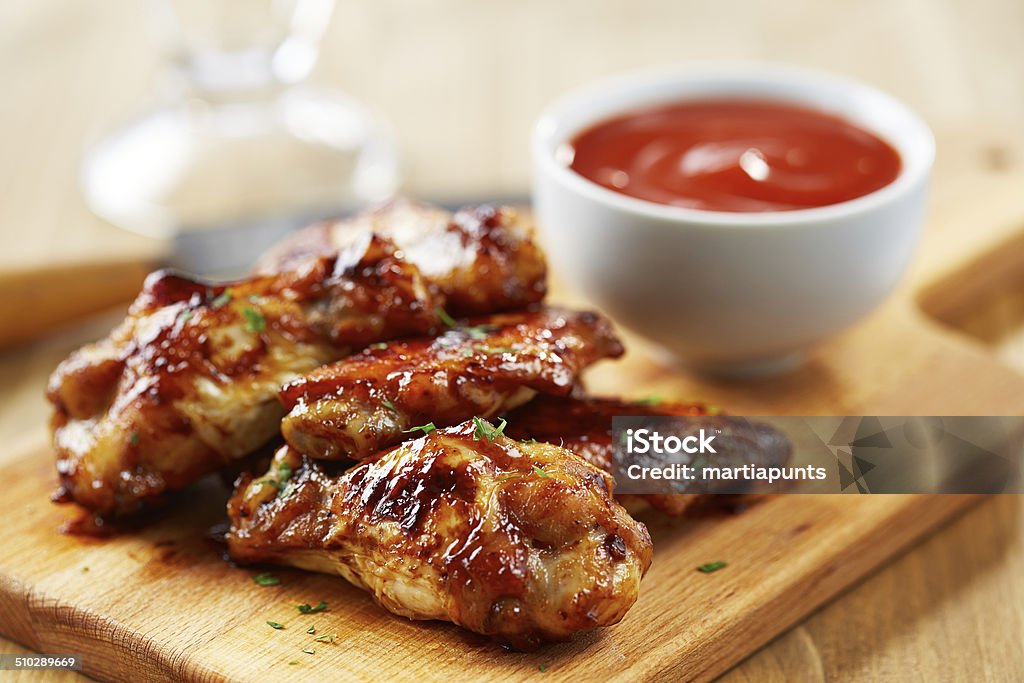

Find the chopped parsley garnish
[[256, 462, 292, 496], [129, 431, 140, 447], [462, 323, 498, 339], [369, 342, 388, 350], [436, 307, 458, 328], [381, 400, 397, 412], [210, 288, 233, 309], [312, 633, 336, 643], [253, 572, 281, 587], [697, 561, 727, 574], [472, 416, 507, 442], [266, 621, 285, 630], [306, 626, 316, 634], [243, 307, 266, 333], [539, 664, 548, 672], [532, 465, 551, 479], [178, 309, 193, 324], [288, 661, 299, 665], [296, 601, 328, 614], [302, 648, 315, 655], [403, 422, 436, 435], [637, 395, 662, 405]]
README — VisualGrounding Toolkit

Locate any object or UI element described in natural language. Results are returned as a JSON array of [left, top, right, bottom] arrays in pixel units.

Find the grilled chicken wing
[[48, 201, 548, 519], [278, 308, 624, 461], [505, 395, 790, 515], [255, 199, 547, 315], [48, 235, 440, 518], [226, 420, 653, 649]]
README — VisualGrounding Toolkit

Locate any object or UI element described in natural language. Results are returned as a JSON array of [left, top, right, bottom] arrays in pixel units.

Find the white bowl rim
[[533, 61, 936, 228]]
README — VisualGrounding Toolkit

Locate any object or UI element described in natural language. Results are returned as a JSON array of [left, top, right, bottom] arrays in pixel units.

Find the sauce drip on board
[[566, 99, 902, 212]]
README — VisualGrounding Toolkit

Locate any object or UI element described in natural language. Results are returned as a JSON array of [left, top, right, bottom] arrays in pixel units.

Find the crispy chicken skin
[[48, 235, 440, 518], [505, 396, 791, 515], [226, 421, 653, 649], [278, 308, 624, 462], [255, 199, 547, 316]]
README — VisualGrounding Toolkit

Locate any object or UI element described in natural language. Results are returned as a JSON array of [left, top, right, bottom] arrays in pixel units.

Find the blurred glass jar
[[82, 0, 399, 242]]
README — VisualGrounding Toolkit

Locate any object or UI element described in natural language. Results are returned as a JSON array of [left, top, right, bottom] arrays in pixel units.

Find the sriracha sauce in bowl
[[566, 98, 902, 213], [532, 64, 934, 375]]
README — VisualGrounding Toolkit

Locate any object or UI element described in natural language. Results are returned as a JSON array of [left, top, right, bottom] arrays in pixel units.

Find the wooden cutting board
[[3, 127, 1024, 682]]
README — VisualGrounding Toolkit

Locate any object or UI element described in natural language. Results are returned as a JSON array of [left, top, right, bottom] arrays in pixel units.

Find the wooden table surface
[[3, 1, 1024, 680]]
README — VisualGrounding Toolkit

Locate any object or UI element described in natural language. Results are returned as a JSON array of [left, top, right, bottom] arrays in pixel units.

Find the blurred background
[[2, 1, 1024, 679], [5, 0, 1024, 343], [4, 0, 1023, 264]]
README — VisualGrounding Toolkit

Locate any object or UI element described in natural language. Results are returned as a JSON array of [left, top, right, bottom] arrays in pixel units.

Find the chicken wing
[[254, 199, 547, 315], [49, 201, 548, 519], [504, 395, 791, 515], [226, 420, 653, 649], [48, 235, 441, 518], [278, 308, 624, 461]]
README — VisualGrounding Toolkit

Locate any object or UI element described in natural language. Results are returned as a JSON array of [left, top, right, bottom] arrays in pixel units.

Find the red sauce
[[567, 99, 902, 212]]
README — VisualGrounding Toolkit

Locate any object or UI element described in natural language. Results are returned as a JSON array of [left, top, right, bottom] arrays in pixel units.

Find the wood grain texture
[[0, 431, 983, 683], [0, 257, 155, 348]]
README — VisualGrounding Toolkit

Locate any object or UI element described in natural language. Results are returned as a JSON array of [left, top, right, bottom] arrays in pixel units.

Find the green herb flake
[[253, 572, 281, 587], [369, 342, 388, 350], [637, 395, 662, 405], [313, 633, 336, 643], [178, 309, 194, 324], [302, 648, 315, 655], [210, 288, 233, 309], [288, 661, 299, 666], [403, 422, 436, 436], [267, 621, 285, 630], [306, 626, 316, 634], [472, 416, 507, 442], [243, 307, 266, 333], [462, 323, 498, 339], [381, 400, 397, 412], [539, 664, 548, 672], [296, 600, 328, 614], [260, 471, 293, 498], [129, 431, 140, 447], [532, 465, 552, 479], [697, 561, 727, 574], [436, 307, 459, 328]]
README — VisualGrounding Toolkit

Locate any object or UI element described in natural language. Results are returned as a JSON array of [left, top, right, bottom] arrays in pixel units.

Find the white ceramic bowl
[[532, 64, 934, 375]]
